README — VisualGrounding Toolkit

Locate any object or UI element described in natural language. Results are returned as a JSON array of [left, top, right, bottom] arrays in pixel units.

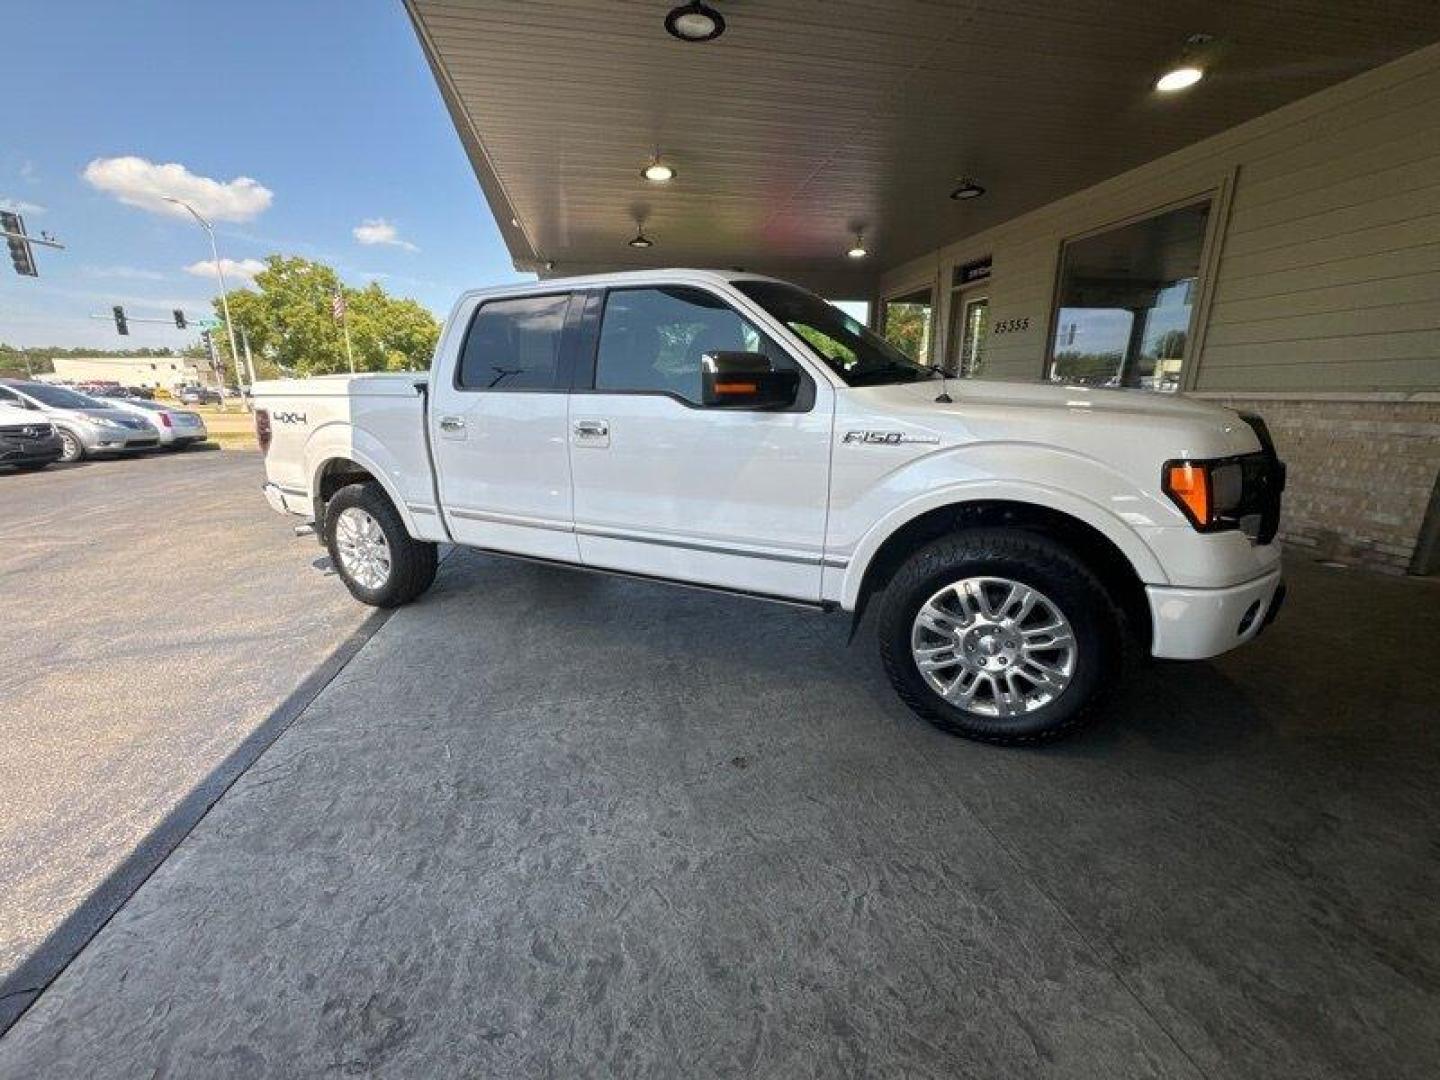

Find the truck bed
[[252, 374, 441, 539]]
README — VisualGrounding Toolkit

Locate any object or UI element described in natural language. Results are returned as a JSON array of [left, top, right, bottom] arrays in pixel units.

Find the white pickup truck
[[254, 269, 1285, 744]]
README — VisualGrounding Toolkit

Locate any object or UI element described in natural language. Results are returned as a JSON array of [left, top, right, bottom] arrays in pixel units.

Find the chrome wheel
[[334, 507, 391, 591], [910, 576, 1077, 718], [58, 430, 81, 462]]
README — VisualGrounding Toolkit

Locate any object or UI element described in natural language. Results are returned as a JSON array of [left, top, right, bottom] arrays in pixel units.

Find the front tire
[[324, 482, 438, 608], [57, 429, 84, 463], [877, 528, 1123, 745]]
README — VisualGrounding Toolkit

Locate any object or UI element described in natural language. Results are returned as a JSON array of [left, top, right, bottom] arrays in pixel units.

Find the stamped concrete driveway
[[0, 450, 375, 1023], [0, 542, 1437, 1078]]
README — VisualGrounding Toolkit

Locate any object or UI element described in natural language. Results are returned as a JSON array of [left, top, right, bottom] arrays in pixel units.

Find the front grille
[[0, 423, 55, 441], [1237, 413, 1286, 544]]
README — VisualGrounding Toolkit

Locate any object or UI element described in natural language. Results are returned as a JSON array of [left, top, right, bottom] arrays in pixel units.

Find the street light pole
[[164, 195, 248, 411]]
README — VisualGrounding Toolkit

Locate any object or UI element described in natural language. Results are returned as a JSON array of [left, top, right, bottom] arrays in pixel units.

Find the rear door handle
[[438, 415, 465, 431]]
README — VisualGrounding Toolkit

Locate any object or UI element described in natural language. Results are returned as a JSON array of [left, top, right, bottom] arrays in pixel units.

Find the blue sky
[[2, 0, 528, 349]]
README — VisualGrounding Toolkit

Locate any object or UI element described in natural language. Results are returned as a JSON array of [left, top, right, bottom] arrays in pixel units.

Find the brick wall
[[1197, 394, 1440, 575]]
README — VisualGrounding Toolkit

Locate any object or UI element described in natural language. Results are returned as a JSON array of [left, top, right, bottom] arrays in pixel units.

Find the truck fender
[[304, 422, 425, 541], [837, 478, 1169, 613]]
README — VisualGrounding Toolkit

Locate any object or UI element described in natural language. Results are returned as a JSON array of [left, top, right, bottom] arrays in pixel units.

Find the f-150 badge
[[842, 430, 939, 445]]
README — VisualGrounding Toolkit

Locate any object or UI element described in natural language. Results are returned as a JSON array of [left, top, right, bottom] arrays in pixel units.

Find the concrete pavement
[[0, 449, 376, 1023], [1, 544, 1436, 1078]]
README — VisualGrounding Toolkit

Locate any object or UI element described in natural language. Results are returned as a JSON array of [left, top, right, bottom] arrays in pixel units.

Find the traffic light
[[173, 309, 187, 329], [1, 211, 38, 277], [113, 306, 129, 335]]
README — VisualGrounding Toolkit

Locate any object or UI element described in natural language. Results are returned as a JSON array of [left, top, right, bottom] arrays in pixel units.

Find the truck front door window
[[594, 286, 791, 405]]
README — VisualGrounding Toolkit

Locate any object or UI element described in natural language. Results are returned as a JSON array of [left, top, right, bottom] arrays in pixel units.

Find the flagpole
[[334, 290, 356, 374]]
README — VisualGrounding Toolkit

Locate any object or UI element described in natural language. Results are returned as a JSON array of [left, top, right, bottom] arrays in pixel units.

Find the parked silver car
[[106, 397, 209, 449], [0, 380, 160, 462]]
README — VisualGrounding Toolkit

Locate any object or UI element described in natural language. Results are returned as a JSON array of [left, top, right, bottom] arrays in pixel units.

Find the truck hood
[[844, 378, 1259, 460]]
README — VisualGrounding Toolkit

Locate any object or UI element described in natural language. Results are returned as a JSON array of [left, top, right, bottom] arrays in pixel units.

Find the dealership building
[[405, 2, 1440, 575]]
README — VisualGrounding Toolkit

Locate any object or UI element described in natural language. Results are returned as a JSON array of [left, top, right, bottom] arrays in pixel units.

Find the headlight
[[1162, 459, 1251, 532], [1210, 462, 1243, 515]]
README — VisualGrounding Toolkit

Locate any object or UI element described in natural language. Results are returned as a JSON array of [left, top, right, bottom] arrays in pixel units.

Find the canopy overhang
[[406, 0, 1440, 297]]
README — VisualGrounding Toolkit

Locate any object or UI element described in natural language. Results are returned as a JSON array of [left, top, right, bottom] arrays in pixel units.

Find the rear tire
[[324, 481, 438, 608], [876, 528, 1123, 745]]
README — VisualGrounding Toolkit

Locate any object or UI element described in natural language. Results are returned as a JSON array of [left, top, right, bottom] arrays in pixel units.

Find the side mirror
[[701, 351, 800, 410]]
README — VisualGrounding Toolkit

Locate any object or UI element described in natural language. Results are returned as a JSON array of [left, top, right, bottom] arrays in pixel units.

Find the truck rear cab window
[[456, 293, 571, 390], [593, 286, 793, 405]]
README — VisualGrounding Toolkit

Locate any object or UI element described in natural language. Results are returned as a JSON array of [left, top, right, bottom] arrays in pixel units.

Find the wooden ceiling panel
[[408, 0, 1440, 293]]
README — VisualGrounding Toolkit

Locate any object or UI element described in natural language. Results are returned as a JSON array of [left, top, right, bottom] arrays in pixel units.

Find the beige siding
[[878, 41, 1440, 394]]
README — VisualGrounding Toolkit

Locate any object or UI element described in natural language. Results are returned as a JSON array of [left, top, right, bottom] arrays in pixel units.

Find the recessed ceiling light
[[1156, 65, 1204, 92], [950, 178, 985, 201], [664, 2, 725, 43], [628, 227, 654, 249], [846, 233, 867, 259], [641, 157, 676, 183]]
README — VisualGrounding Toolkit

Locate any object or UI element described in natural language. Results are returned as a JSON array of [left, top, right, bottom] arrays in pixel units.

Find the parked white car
[[253, 270, 1285, 744], [105, 398, 209, 449]]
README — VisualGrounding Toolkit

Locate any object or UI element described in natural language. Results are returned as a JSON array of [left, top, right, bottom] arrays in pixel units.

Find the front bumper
[[1, 434, 64, 464], [1148, 569, 1284, 660]]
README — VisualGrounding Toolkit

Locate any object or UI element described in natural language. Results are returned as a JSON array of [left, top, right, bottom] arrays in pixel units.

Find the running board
[[470, 546, 838, 614]]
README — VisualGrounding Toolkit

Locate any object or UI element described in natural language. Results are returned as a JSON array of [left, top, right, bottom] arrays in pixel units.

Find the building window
[[1046, 200, 1211, 392], [880, 287, 934, 365]]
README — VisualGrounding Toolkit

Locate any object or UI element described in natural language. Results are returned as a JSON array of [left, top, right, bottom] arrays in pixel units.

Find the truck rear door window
[[456, 293, 571, 390]]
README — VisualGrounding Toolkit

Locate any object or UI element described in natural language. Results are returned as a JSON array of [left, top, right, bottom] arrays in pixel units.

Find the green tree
[[213, 255, 440, 377]]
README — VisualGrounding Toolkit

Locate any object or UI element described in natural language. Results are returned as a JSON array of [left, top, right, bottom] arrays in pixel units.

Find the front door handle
[[438, 416, 465, 432], [574, 419, 609, 437]]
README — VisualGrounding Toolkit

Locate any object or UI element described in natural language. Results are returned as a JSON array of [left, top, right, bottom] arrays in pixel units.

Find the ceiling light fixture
[[1156, 34, 1213, 93], [846, 233, 867, 259], [628, 227, 654, 249], [1156, 65, 1204, 92], [949, 178, 985, 201], [641, 155, 676, 183], [664, 2, 725, 43]]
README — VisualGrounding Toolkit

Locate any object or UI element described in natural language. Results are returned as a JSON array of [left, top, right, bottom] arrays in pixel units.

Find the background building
[[49, 355, 208, 390], [405, 1, 1440, 574]]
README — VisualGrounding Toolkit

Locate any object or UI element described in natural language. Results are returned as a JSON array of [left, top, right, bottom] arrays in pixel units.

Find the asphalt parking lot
[[0, 450, 375, 1017], [1, 494, 1437, 1077]]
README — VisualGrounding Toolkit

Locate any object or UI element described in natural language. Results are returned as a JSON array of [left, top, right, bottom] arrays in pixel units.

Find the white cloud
[[0, 196, 45, 215], [352, 217, 418, 251], [184, 257, 267, 282], [82, 156, 273, 222]]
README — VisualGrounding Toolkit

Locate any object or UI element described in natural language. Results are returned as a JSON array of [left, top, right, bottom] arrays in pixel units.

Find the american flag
[[331, 292, 346, 322]]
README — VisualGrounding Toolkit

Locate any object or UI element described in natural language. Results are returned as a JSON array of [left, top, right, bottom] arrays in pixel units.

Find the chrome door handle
[[438, 416, 465, 432], [574, 419, 609, 437]]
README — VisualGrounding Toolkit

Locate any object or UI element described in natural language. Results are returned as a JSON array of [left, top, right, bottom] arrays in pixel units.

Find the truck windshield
[[732, 280, 935, 387]]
